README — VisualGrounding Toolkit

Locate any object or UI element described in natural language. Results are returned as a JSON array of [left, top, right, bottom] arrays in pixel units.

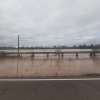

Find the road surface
[[0, 79, 100, 100]]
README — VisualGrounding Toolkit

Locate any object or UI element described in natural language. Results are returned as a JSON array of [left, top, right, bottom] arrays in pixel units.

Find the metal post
[[90, 53, 92, 57], [76, 53, 78, 57], [62, 53, 63, 58], [18, 35, 19, 56], [32, 53, 34, 58], [47, 53, 49, 58]]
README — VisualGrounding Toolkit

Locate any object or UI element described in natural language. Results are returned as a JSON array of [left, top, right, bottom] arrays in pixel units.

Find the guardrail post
[[59, 53, 60, 58], [76, 53, 78, 57], [90, 53, 92, 57], [0, 51, 6, 58], [32, 53, 34, 58], [62, 53, 64, 58], [47, 53, 49, 58], [18, 53, 20, 57]]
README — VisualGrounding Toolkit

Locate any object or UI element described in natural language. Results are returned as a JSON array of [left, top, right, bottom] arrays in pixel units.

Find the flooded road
[[0, 50, 100, 77]]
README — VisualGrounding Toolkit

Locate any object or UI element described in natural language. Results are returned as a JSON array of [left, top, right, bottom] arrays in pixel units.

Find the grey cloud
[[0, 0, 100, 46]]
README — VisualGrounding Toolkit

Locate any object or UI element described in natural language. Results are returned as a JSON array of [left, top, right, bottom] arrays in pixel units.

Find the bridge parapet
[[0, 51, 6, 58]]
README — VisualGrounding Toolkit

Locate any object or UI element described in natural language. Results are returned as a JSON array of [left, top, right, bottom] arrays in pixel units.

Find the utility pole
[[18, 35, 19, 56], [84, 43, 85, 49]]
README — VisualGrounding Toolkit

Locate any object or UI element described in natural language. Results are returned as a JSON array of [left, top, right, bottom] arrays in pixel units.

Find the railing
[[0, 51, 100, 58]]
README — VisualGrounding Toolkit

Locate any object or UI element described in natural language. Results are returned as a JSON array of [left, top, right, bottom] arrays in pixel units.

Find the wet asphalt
[[0, 80, 100, 100]]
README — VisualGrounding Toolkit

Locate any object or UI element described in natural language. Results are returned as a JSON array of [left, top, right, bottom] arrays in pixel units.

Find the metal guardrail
[[0, 51, 100, 58], [0, 51, 100, 54]]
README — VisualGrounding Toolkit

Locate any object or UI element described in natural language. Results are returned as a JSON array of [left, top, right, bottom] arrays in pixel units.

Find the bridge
[[0, 51, 100, 58]]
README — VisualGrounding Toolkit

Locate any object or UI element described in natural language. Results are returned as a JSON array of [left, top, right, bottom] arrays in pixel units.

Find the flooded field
[[0, 49, 100, 77]]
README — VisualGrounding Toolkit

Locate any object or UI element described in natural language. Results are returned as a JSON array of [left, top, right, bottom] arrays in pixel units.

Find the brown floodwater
[[0, 49, 100, 77]]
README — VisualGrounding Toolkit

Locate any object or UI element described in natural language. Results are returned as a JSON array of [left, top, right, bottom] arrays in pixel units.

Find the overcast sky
[[0, 0, 100, 47]]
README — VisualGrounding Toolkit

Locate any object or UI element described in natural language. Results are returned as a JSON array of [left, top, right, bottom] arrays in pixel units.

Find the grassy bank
[[85, 73, 100, 76]]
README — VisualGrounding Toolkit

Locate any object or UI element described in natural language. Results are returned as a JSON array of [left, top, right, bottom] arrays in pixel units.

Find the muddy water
[[0, 51, 100, 77]]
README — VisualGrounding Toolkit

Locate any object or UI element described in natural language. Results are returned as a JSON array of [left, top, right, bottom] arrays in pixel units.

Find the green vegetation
[[85, 73, 100, 76]]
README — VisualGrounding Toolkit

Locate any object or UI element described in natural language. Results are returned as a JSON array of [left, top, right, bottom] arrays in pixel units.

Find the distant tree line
[[0, 44, 100, 49]]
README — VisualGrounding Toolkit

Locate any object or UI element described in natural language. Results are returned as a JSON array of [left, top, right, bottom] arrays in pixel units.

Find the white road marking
[[0, 78, 100, 81]]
